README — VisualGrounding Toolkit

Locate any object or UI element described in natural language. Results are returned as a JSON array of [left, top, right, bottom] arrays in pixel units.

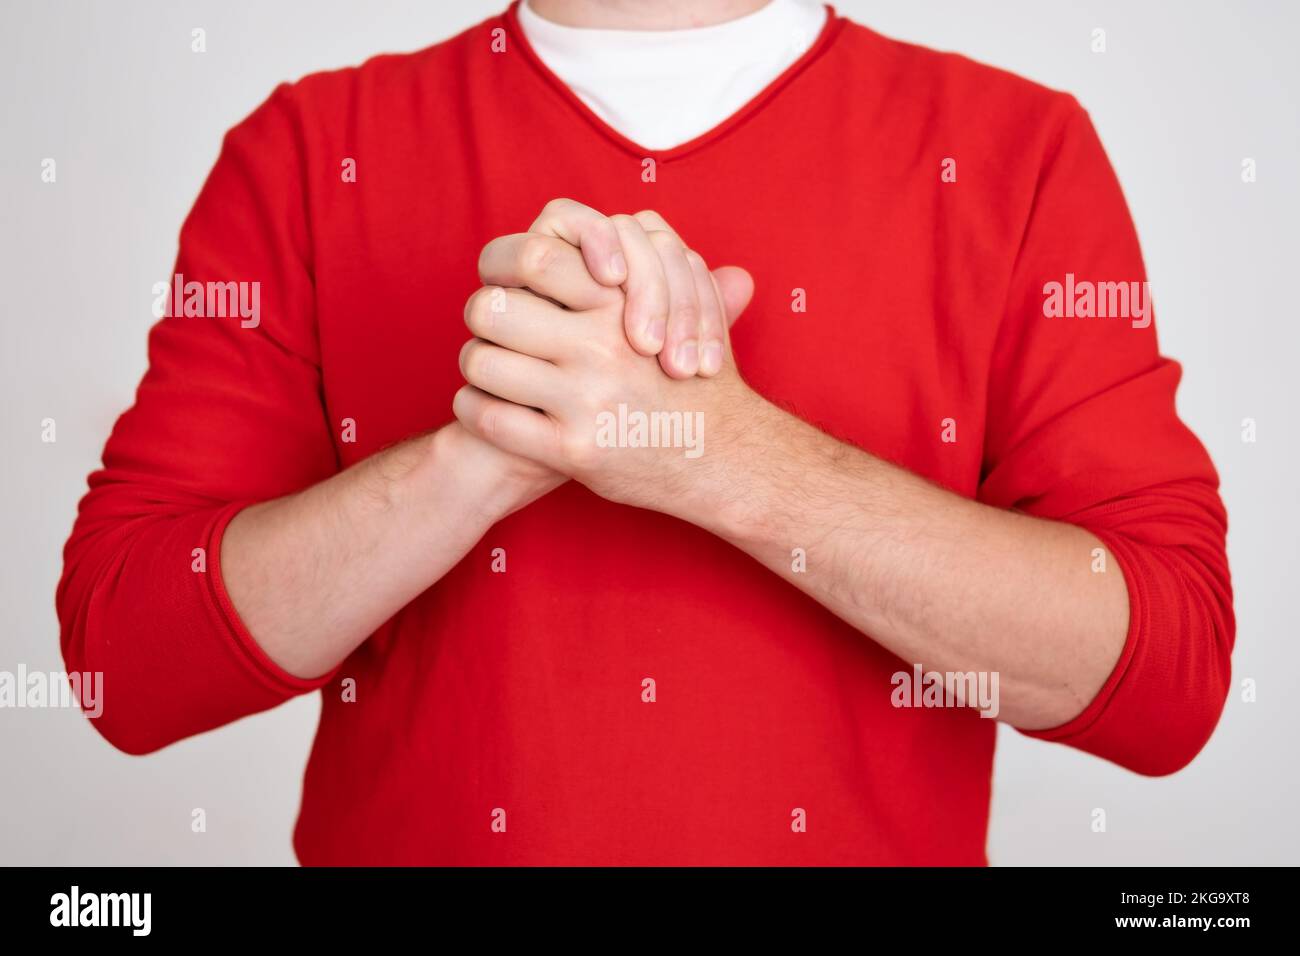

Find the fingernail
[[610, 251, 627, 281], [675, 339, 698, 372], [647, 317, 667, 350], [700, 342, 723, 375]]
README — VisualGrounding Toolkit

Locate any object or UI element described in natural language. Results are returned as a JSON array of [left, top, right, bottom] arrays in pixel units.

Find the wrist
[[426, 421, 555, 526], [668, 384, 788, 539]]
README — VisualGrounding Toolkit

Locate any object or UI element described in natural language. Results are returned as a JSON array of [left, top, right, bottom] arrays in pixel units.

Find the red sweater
[[58, 3, 1234, 865]]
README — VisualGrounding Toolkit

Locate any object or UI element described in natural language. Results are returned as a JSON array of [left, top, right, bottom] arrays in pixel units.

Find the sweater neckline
[[501, 1, 845, 164]]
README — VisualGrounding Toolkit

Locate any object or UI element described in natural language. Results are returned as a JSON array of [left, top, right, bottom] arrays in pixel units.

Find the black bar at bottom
[[0, 866, 1279, 941]]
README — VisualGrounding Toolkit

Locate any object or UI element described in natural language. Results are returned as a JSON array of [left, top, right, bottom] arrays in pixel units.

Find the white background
[[1, 0, 1296, 865]]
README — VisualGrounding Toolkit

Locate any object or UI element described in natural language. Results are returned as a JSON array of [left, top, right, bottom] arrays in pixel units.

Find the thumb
[[710, 266, 754, 328]]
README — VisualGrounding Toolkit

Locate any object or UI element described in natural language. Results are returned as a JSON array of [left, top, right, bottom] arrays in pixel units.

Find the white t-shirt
[[517, 0, 828, 150]]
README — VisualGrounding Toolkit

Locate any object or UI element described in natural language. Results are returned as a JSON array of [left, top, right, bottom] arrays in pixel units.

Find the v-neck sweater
[[58, 2, 1234, 864]]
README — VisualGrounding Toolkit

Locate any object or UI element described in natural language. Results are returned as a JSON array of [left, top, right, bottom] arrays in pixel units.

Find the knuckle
[[542, 197, 573, 215], [647, 229, 680, 252], [593, 214, 619, 241], [519, 235, 556, 281], [672, 302, 700, 327], [560, 428, 598, 471], [638, 290, 670, 326], [578, 381, 612, 417], [476, 404, 502, 442]]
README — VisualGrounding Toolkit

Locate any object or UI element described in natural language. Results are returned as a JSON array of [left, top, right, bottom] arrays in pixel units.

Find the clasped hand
[[454, 199, 759, 518]]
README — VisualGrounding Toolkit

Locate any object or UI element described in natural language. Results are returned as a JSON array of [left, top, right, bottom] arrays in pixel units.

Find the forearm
[[683, 392, 1130, 729], [221, 422, 543, 679]]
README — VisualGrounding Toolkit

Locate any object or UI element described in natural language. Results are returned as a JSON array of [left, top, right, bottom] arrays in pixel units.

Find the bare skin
[[222, 201, 748, 679], [529, 0, 770, 30], [222, 5, 771, 676], [455, 235, 1131, 731], [220, 422, 558, 680], [223, 2, 1129, 731]]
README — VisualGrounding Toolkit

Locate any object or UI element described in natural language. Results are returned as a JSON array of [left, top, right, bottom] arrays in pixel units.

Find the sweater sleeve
[[977, 102, 1235, 776], [57, 84, 341, 755]]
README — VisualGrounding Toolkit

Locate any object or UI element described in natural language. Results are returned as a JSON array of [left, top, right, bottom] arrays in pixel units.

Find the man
[[59, 0, 1233, 864]]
